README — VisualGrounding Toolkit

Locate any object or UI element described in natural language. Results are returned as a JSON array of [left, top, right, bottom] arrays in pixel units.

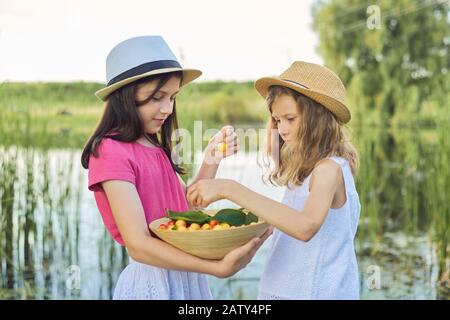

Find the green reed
[[0, 147, 18, 289], [355, 129, 381, 248], [425, 111, 450, 288]]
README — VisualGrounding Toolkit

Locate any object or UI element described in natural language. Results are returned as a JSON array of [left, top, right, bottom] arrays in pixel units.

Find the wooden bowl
[[149, 209, 269, 260]]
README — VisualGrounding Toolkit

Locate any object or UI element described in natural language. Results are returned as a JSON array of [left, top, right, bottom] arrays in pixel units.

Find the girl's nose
[[160, 101, 173, 115], [278, 124, 288, 136]]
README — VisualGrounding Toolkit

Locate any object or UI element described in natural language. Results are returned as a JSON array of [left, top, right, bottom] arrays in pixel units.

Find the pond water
[[0, 126, 449, 299]]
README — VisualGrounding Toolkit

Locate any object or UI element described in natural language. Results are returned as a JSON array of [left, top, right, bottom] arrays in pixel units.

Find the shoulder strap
[[327, 156, 357, 195]]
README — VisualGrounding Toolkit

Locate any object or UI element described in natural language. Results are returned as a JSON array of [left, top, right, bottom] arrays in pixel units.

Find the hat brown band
[[107, 60, 182, 86]]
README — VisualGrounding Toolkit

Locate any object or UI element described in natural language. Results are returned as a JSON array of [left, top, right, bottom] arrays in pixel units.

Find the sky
[[0, 0, 322, 83]]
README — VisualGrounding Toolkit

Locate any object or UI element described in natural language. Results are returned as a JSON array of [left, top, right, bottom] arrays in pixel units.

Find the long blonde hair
[[263, 85, 359, 187]]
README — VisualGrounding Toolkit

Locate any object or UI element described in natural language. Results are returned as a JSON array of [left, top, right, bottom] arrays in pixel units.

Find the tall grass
[[425, 107, 450, 288], [0, 147, 18, 290]]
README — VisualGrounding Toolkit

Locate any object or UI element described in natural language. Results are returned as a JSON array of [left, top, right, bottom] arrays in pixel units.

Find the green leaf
[[244, 212, 258, 225], [237, 208, 258, 224], [213, 209, 247, 226], [167, 209, 211, 224]]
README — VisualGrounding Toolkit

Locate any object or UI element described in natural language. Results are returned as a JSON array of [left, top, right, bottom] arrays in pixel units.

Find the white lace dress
[[113, 256, 213, 300], [258, 156, 361, 300]]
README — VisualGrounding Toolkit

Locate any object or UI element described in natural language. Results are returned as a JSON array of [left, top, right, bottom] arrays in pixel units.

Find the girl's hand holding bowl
[[215, 226, 273, 278]]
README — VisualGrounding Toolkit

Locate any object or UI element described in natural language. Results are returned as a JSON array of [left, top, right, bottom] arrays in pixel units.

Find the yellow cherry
[[219, 222, 231, 229], [201, 224, 211, 230], [188, 223, 201, 231], [217, 142, 227, 153], [175, 220, 187, 227]]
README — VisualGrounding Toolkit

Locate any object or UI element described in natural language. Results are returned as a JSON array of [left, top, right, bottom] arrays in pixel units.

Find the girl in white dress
[[187, 61, 361, 299]]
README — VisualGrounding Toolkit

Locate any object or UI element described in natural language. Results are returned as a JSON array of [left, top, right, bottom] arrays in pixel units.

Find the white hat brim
[[95, 68, 202, 101]]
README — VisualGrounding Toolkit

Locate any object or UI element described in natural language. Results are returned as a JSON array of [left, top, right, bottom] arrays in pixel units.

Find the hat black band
[[107, 60, 182, 86]]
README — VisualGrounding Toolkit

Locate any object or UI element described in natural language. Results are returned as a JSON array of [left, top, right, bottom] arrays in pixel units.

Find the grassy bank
[[0, 81, 268, 149]]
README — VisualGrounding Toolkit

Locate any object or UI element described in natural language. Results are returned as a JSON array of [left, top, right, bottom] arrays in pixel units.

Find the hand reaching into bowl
[[187, 178, 231, 208]]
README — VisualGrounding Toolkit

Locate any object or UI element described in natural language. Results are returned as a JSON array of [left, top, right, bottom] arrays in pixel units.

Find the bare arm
[[103, 180, 221, 273], [189, 161, 220, 187], [188, 160, 342, 242], [225, 160, 341, 241], [178, 125, 238, 208], [102, 180, 269, 277], [177, 162, 220, 195]]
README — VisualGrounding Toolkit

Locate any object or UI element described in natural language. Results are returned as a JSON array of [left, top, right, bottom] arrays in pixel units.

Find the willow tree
[[312, 0, 449, 126]]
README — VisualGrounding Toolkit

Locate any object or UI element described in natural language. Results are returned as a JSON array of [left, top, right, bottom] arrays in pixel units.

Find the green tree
[[312, 0, 449, 126]]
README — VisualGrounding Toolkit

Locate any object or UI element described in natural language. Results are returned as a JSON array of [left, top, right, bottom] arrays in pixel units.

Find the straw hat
[[95, 36, 202, 101], [255, 61, 351, 123]]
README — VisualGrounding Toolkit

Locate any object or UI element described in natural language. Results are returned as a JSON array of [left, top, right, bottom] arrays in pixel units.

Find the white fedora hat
[[95, 35, 202, 101]]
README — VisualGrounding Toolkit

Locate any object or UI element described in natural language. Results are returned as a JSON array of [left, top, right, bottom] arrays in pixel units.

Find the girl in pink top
[[81, 36, 271, 299]]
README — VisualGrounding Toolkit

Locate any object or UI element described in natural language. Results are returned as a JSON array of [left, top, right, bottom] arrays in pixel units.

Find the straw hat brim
[[95, 68, 202, 101], [255, 77, 351, 124]]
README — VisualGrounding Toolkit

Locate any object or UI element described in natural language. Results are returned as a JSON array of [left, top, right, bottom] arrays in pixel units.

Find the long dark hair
[[81, 71, 185, 175]]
